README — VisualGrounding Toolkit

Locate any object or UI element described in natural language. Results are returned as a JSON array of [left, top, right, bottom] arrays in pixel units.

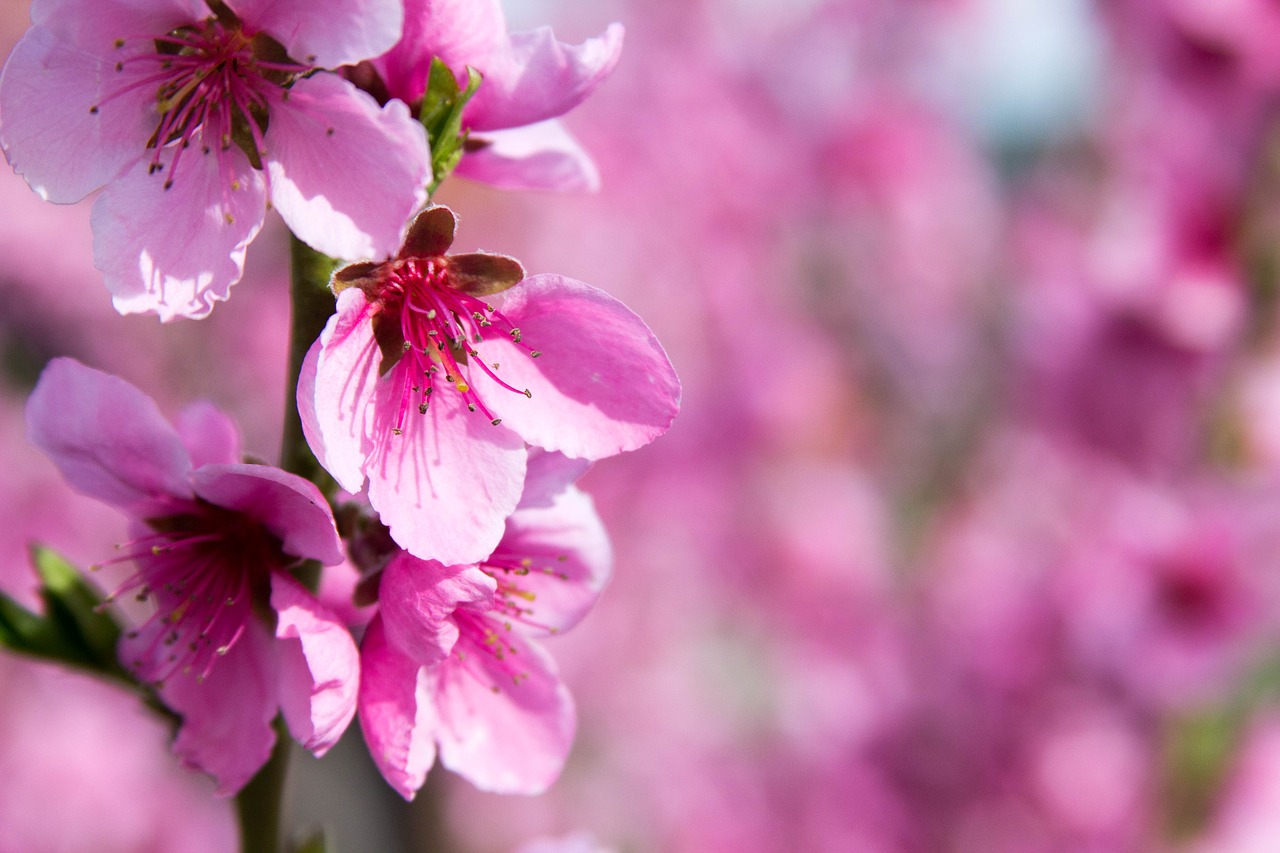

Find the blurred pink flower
[[27, 358, 358, 794], [0, 0, 430, 320], [369, 0, 623, 191], [299, 206, 679, 565], [359, 451, 611, 798]]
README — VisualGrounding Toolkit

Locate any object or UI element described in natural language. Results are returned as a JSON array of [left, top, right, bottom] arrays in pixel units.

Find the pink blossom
[[358, 450, 611, 798], [0, 0, 430, 321], [26, 358, 359, 795], [298, 205, 679, 565], [367, 0, 623, 191]]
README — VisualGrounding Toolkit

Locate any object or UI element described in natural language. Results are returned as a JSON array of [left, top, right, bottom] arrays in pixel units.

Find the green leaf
[[291, 829, 332, 853], [31, 544, 122, 672], [418, 58, 483, 194]]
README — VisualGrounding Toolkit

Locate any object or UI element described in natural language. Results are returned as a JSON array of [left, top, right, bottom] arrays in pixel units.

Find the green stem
[[236, 717, 291, 853]]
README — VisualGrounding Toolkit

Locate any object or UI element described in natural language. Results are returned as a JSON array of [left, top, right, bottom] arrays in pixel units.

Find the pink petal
[[431, 622, 575, 795], [264, 73, 430, 261], [479, 274, 681, 459], [456, 121, 600, 192], [226, 0, 403, 69], [309, 289, 382, 493], [271, 573, 360, 757], [123, 619, 278, 797], [371, 0, 506, 103], [497, 484, 611, 636], [358, 615, 440, 800], [26, 358, 193, 517], [517, 449, 591, 510], [91, 145, 267, 321], [380, 555, 496, 665], [0, 27, 149, 203], [31, 0, 207, 49], [190, 464, 344, 565], [464, 23, 625, 132], [365, 378, 527, 566], [174, 401, 242, 468]]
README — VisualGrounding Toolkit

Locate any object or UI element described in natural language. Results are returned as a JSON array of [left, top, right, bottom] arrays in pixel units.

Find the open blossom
[[367, 0, 623, 191], [0, 0, 431, 321], [299, 205, 679, 565], [26, 358, 359, 795], [358, 451, 611, 798]]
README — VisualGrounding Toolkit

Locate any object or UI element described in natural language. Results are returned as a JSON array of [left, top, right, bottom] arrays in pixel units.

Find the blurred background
[[9, 0, 1280, 849]]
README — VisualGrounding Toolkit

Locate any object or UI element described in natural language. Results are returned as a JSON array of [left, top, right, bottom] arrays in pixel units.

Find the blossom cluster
[[0, 0, 678, 814]]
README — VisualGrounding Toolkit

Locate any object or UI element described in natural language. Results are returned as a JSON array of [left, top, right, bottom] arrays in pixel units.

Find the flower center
[[91, 9, 306, 195], [99, 504, 287, 684], [381, 258, 542, 436]]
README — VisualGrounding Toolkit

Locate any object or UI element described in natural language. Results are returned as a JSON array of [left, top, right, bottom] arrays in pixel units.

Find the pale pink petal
[[310, 289, 381, 493], [497, 484, 611, 635], [271, 573, 360, 757], [365, 379, 527, 566], [227, 0, 403, 68], [518, 449, 590, 509], [264, 73, 430, 260], [380, 555, 496, 665], [26, 358, 193, 516], [190, 464, 344, 565], [465, 24, 624, 132], [174, 401, 242, 468], [123, 619, 278, 797], [92, 145, 267, 321], [479, 274, 681, 459], [30, 0, 207, 49], [431, 623, 575, 795], [358, 616, 440, 800], [371, 0, 506, 103], [0, 27, 149, 203], [456, 121, 600, 192]]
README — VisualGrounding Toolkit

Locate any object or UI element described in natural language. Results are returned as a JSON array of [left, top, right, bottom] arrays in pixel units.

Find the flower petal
[[227, 0, 403, 68], [0, 26, 149, 203], [480, 274, 681, 459], [264, 73, 430, 261], [365, 377, 527, 566], [31, 0, 207, 46], [91, 145, 267, 321], [380, 555, 496, 665], [432, 622, 575, 795], [464, 23, 624, 132], [496, 484, 611, 635], [122, 619, 278, 797], [190, 464, 344, 565], [174, 401, 242, 468], [371, 0, 506, 103], [358, 615, 440, 800], [456, 121, 600, 192], [517, 449, 591, 510], [309, 289, 381, 493], [271, 573, 360, 757], [26, 358, 193, 516]]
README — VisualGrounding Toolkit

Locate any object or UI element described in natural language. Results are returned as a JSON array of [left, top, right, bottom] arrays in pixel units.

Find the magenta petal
[[358, 616, 440, 800], [125, 619, 279, 797], [92, 146, 267, 321], [365, 381, 527, 566], [174, 401, 242, 468], [310, 290, 381, 494], [296, 338, 329, 473], [0, 27, 149, 203], [31, 0, 207, 46], [498, 484, 611, 635], [380, 555, 496, 665], [264, 73, 430, 260], [227, 0, 403, 68], [455, 121, 600, 192], [518, 450, 591, 510], [271, 573, 360, 757], [26, 358, 194, 516], [481, 274, 681, 459], [190, 464, 343, 565], [432, 624, 575, 795], [465, 23, 624, 132], [372, 0, 506, 103]]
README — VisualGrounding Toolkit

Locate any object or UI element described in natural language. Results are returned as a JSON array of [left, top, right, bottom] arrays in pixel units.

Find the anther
[[490, 418, 502, 426]]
